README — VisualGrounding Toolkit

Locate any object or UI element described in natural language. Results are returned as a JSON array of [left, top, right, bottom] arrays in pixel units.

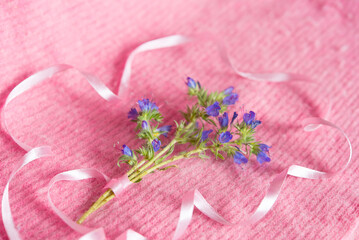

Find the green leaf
[[217, 153, 225, 160], [158, 165, 178, 171]]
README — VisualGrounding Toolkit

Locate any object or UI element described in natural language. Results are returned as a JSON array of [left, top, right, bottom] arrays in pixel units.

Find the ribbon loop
[[2, 146, 53, 240], [47, 168, 110, 234]]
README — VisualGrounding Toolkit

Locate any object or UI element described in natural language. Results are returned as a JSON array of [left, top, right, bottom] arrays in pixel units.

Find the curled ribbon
[[1, 146, 53, 240], [170, 117, 352, 239], [1, 64, 121, 152], [1, 34, 353, 239], [47, 169, 110, 234]]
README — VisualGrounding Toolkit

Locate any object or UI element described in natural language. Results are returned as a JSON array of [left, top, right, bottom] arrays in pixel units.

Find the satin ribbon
[[1, 146, 53, 240], [1, 64, 121, 152], [47, 169, 111, 234], [48, 171, 139, 240], [0, 34, 353, 239], [117, 34, 309, 97], [105, 176, 132, 197]]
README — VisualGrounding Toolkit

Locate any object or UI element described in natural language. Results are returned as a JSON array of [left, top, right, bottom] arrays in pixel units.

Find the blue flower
[[231, 112, 238, 124], [152, 139, 161, 152], [243, 111, 255, 125], [234, 151, 248, 164], [218, 131, 233, 143], [259, 144, 271, 153], [251, 120, 261, 129], [223, 93, 239, 105], [201, 129, 213, 142], [141, 121, 149, 130], [243, 111, 261, 129], [218, 112, 229, 128], [138, 99, 158, 112], [256, 151, 271, 164], [206, 101, 221, 117], [128, 108, 139, 120], [186, 77, 197, 89], [122, 145, 133, 157], [223, 87, 234, 95], [157, 125, 172, 137]]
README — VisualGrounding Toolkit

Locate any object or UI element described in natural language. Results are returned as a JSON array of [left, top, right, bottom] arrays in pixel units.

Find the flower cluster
[[119, 77, 271, 171], [120, 98, 172, 165]]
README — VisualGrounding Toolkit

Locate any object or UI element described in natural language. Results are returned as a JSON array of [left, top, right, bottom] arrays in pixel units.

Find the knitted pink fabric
[[0, 1, 358, 239]]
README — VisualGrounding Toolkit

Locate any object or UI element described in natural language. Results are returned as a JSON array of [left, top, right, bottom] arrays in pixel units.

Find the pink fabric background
[[1, 0, 358, 239]]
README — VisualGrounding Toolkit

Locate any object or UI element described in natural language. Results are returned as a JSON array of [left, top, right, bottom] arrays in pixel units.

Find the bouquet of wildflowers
[[77, 77, 271, 223]]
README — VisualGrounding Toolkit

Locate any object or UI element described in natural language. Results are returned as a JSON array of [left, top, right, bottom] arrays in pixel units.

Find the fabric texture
[[0, 0, 358, 239]]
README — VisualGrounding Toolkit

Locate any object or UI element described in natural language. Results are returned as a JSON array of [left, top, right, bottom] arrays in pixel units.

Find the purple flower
[[223, 87, 234, 95], [243, 111, 255, 125], [201, 129, 213, 142], [234, 151, 248, 164], [157, 125, 172, 137], [142, 121, 149, 130], [256, 151, 271, 164], [223, 93, 239, 105], [206, 101, 221, 117], [243, 111, 261, 129], [259, 144, 271, 153], [218, 131, 233, 143], [138, 99, 158, 112], [218, 112, 229, 128], [231, 112, 238, 124], [128, 108, 139, 120], [186, 77, 197, 89], [122, 145, 133, 157], [251, 120, 262, 129], [152, 139, 161, 152]]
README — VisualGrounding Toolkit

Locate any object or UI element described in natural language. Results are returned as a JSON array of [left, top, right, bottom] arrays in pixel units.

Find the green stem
[[130, 148, 204, 182], [77, 189, 112, 224], [77, 122, 199, 223], [127, 160, 146, 177], [135, 138, 177, 174]]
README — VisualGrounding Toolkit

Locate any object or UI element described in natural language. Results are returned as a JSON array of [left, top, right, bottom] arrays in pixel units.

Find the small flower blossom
[[243, 111, 255, 124], [206, 101, 221, 117], [201, 129, 213, 142], [259, 143, 271, 153], [256, 151, 271, 164], [218, 112, 229, 128], [234, 151, 248, 164], [128, 108, 139, 120], [122, 145, 133, 157], [157, 125, 172, 137], [138, 99, 159, 112], [231, 112, 238, 124], [243, 111, 262, 129], [152, 139, 161, 152], [223, 93, 239, 105], [186, 77, 197, 89], [223, 87, 234, 95], [218, 131, 233, 143], [141, 121, 149, 130], [251, 120, 262, 129]]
